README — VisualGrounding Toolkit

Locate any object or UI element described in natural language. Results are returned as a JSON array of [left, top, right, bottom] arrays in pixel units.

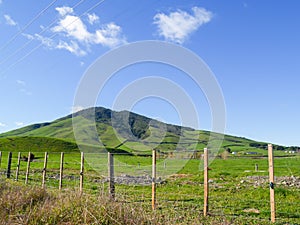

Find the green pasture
[[0, 150, 299, 224]]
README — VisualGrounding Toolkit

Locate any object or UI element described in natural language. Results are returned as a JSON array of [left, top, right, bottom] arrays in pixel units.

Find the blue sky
[[0, 0, 300, 146]]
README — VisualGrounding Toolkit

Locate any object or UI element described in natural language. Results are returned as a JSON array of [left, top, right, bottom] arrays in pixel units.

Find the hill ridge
[[0, 106, 298, 154]]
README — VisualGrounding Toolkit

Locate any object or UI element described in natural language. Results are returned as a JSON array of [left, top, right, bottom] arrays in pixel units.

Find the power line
[[0, 0, 59, 52], [0, 0, 87, 66], [0, 0, 105, 76], [0, 0, 158, 75]]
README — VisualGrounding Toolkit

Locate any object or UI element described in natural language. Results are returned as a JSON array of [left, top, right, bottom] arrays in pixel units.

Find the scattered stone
[[243, 208, 260, 214], [45, 173, 166, 186], [104, 174, 166, 186], [245, 176, 300, 188]]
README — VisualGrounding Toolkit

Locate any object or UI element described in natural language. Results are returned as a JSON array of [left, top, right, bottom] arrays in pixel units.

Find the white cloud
[[4, 14, 17, 26], [56, 40, 86, 56], [23, 32, 85, 56], [16, 79, 26, 86], [34, 34, 55, 47], [16, 79, 32, 95], [23, 33, 55, 49], [15, 122, 24, 126], [23, 6, 126, 56], [87, 13, 99, 25], [56, 6, 73, 17], [71, 105, 85, 113], [20, 88, 32, 95], [94, 23, 125, 48], [153, 7, 213, 44], [51, 6, 126, 50], [0, 122, 6, 127], [52, 15, 91, 42]]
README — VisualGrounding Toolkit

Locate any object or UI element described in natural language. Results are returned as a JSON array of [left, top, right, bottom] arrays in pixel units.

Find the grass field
[[0, 150, 299, 224]]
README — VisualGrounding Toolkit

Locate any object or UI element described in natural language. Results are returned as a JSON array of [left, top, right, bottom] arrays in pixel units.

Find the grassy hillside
[[0, 136, 79, 153], [0, 107, 297, 154]]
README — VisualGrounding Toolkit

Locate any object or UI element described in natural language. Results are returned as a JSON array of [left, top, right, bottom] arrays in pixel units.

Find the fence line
[[203, 147, 209, 217], [152, 149, 157, 210], [15, 152, 21, 181], [108, 152, 115, 199], [59, 152, 64, 190], [0, 149, 299, 223], [42, 152, 48, 188], [25, 152, 31, 184], [268, 144, 276, 223], [80, 152, 84, 194], [6, 152, 12, 178]]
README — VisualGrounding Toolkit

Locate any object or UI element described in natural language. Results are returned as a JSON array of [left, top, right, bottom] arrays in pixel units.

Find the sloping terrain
[[0, 107, 295, 154]]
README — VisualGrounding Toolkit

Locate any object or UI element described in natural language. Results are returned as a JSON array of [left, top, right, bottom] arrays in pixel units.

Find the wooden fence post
[[25, 152, 31, 184], [15, 152, 21, 181], [0, 151, 2, 168], [268, 144, 276, 223], [108, 152, 115, 199], [204, 148, 209, 216], [152, 149, 157, 210], [80, 152, 84, 194], [7, 152, 12, 179], [42, 152, 48, 188], [59, 152, 64, 190]]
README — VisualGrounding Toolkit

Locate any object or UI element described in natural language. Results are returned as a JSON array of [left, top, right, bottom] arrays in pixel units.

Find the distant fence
[[0, 144, 299, 224]]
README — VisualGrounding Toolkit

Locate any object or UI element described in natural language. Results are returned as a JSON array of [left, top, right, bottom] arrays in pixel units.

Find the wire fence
[[0, 148, 299, 224]]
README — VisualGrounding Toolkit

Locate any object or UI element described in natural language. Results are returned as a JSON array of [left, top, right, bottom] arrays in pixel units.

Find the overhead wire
[[0, 0, 106, 76], [0, 0, 87, 66], [0, 0, 160, 76], [0, 0, 59, 52]]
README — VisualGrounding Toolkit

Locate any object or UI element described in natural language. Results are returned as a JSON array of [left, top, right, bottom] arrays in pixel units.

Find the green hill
[[0, 107, 296, 154]]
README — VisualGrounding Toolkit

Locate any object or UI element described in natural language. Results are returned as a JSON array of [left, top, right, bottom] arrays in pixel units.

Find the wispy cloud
[[4, 14, 17, 26], [24, 32, 86, 56], [51, 14, 92, 43], [20, 89, 32, 95], [16, 79, 26, 86], [15, 122, 24, 126], [56, 40, 86, 56], [24, 6, 126, 56], [0, 0, 3, 5], [153, 7, 213, 44], [0, 122, 6, 127], [31, 34, 54, 47], [71, 105, 85, 113], [23, 33, 51, 47], [87, 13, 99, 25], [16, 79, 32, 95], [56, 6, 73, 17], [52, 7, 126, 48]]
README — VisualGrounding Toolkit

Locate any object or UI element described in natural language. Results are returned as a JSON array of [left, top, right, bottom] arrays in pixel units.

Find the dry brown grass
[[0, 180, 155, 225], [0, 179, 259, 225]]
